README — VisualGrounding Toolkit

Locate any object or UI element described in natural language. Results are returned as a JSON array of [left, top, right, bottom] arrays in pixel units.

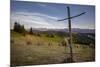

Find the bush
[[46, 33, 55, 38], [27, 41, 32, 45], [36, 33, 41, 37], [29, 27, 33, 34], [61, 39, 67, 46]]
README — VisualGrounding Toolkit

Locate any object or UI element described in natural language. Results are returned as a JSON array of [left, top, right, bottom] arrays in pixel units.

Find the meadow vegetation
[[11, 22, 95, 66]]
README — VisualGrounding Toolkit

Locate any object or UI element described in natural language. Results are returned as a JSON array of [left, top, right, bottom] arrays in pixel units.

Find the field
[[11, 31, 95, 66]]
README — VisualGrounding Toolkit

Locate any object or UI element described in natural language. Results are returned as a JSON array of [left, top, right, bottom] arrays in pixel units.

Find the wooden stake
[[67, 7, 73, 62]]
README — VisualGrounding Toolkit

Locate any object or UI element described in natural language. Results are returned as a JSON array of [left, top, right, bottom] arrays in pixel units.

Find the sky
[[10, 1, 95, 29]]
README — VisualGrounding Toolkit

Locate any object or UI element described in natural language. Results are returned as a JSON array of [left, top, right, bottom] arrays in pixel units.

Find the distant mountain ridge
[[31, 28, 95, 33]]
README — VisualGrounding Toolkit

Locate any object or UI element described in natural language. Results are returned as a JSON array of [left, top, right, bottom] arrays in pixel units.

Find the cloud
[[11, 11, 67, 29], [38, 3, 47, 7]]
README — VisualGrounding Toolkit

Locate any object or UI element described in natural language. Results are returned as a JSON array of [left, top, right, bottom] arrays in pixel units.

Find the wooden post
[[67, 7, 73, 62]]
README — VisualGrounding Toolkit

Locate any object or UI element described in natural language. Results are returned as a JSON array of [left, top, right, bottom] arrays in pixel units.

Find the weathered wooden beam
[[67, 6, 73, 62], [58, 12, 86, 21]]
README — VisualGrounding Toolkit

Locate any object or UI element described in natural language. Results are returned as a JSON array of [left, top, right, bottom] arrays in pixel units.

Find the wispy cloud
[[38, 3, 47, 7], [11, 11, 67, 29]]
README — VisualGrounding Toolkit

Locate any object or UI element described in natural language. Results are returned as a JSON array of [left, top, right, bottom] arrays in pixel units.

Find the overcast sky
[[10, 1, 95, 29]]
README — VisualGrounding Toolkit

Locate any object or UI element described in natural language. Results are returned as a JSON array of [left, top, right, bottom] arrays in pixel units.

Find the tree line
[[13, 22, 33, 35]]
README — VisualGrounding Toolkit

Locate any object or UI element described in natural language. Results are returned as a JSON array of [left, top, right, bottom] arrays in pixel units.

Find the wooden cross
[[58, 6, 86, 62]]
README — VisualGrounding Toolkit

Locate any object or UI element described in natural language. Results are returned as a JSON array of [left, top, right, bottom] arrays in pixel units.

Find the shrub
[[46, 33, 55, 38], [61, 39, 67, 46], [27, 41, 32, 45], [29, 27, 33, 34]]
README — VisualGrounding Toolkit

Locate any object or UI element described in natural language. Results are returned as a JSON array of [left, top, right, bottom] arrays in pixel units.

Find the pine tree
[[13, 22, 26, 33]]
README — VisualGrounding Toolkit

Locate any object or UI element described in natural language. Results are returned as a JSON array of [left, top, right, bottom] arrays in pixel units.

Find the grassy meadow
[[11, 31, 95, 66]]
